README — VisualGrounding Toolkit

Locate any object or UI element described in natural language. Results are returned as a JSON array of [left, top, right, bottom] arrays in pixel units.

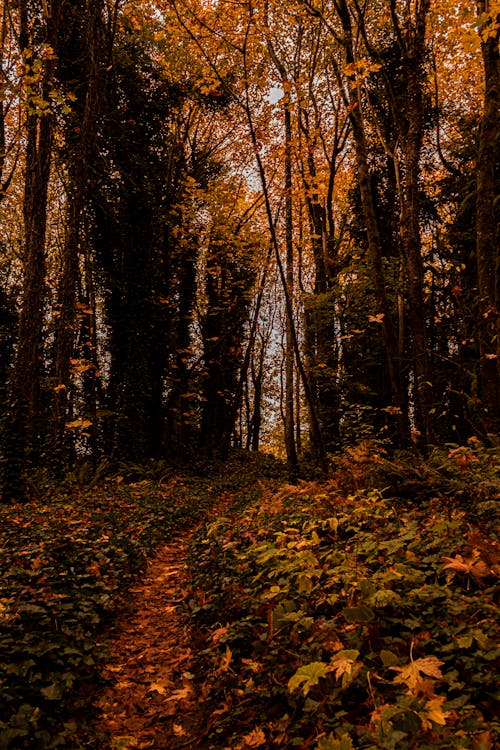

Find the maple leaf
[[287, 661, 330, 695], [330, 650, 360, 681], [441, 551, 491, 584], [148, 677, 173, 695], [419, 696, 450, 729], [242, 727, 266, 747], [390, 656, 444, 693]]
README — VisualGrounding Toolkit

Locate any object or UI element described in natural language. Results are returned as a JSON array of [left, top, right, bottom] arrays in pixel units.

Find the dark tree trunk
[[283, 102, 299, 476], [475, 1, 500, 431], [335, 0, 410, 446], [396, 0, 433, 445], [51, 0, 104, 462], [3, 0, 59, 499]]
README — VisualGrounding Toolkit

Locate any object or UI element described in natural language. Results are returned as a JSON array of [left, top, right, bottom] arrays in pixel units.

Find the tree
[[474, 0, 500, 432], [4, 0, 61, 498], [50, 0, 106, 463]]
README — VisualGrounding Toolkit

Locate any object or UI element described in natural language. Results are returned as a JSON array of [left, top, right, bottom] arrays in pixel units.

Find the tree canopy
[[0, 0, 499, 496]]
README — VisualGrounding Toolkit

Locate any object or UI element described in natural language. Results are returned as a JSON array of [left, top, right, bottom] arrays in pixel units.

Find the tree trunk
[[475, 0, 500, 432], [3, 0, 59, 499], [335, 0, 410, 445], [52, 0, 104, 461], [397, 0, 432, 445], [284, 102, 299, 476]]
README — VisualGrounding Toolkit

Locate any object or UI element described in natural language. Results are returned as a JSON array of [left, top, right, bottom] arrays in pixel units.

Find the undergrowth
[[0, 451, 284, 750], [184, 442, 499, 749]]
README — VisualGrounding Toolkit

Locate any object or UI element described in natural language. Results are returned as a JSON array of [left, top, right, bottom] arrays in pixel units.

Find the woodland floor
[[91, 527, 204, 748], [1, 446, 498, 750], [90, 494, 235, 750]]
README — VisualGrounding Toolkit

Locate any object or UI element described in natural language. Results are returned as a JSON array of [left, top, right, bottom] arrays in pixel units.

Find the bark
[[475, 1, 500, 431], [3, 0, 59, 498], [396, 0, 432, 445], [284, 102, 299, 476], [335, 0, 410, 445], [52, 0, 104, 459]]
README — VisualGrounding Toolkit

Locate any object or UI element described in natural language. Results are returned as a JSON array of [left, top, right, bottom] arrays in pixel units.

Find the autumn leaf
[[164, 685, 192, 702], [368, 313, 385, 323], [390, 656, 444, 693], [148, 677, 173, 695], [217, 645, 233, 674], [211, 625, 229, 643], [242, 727, 267, 747], [65, 418, 93, 429], [330, 650, 360, 681], [419, 696, 450, 729], [441, 551, 491, 584]]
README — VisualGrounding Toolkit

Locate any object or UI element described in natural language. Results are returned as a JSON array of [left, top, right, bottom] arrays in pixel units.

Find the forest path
[[90, 494, 234, 749]]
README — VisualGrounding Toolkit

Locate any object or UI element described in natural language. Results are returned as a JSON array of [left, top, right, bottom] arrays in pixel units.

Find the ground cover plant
[[0, 462, 258, 750], [184, 442, 499, 749]]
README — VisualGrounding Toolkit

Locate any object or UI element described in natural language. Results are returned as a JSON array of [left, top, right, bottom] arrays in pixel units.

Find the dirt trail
[[90, 521, 212, 749]]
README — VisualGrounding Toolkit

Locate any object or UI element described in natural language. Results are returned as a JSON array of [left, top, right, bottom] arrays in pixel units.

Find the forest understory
[[0, 1, 499, 746], [0, 446, 498, 750]]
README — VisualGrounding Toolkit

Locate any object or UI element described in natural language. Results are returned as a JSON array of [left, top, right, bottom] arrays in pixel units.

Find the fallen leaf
[[420, 696, 450, 729], [164, 685, 192, 702], [217, 645, 233, 674], [242, 727, 267, 747], [148, 678, 173, 695], [330, 650, 360, 681], [442, 551, 491, 583], [391, 656, 443, 693]]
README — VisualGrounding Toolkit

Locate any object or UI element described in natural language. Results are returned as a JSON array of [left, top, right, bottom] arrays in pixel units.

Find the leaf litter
[[90, 492, 237, 749]]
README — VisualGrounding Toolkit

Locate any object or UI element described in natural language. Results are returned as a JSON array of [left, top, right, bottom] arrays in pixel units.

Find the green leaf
[[380, 649, 400, 667], [317, 733, 354, 750], [288, 661, 330, 695], [40, 682, 63, 700], [342, 605, 374, 623]]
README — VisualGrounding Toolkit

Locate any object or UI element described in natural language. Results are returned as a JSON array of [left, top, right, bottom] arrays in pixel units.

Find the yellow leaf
[[368, 313, 385, 324], [420, 696, 450, 729], [148, 677, 173, 695], [330, 650, 359, 681], [65, 419, 92, 429]]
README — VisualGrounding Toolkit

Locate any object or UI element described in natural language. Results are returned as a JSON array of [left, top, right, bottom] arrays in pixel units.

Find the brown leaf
[[147, 678, 173, 695], [391, 656, 443, 693], [164, 685, 192, 702], [442, 551, 492, 582]]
